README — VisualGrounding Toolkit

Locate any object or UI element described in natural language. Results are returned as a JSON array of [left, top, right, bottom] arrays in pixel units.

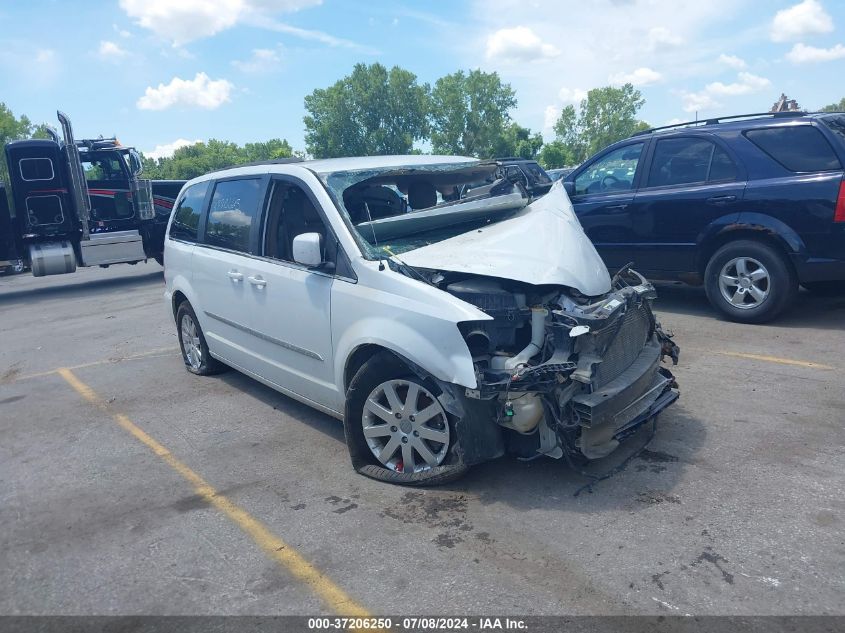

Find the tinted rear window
[[647, 137, 738, 187], [204, 178, 263, 253], [744, 126, 842, 172]]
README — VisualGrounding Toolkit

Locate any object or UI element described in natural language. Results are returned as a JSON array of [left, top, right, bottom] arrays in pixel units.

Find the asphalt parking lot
[[1, 261, 843, 617]]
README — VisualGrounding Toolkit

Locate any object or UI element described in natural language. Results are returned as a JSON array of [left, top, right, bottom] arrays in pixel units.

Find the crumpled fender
[[330, 264, 492, 411]]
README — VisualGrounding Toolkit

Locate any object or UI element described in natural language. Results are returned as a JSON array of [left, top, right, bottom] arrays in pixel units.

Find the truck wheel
[[704, 240, 797, 323], [802, 281, 845, 296], [176, 302, 225, 376], [344, 352, 468, 486]]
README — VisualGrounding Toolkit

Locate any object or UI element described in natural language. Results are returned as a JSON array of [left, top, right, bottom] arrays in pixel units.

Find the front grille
[[593, 303, 652, 386]]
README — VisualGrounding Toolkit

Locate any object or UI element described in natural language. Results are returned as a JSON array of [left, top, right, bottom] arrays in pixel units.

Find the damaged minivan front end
[[318, 159, 680, 483], [445, 268, 679, 464]]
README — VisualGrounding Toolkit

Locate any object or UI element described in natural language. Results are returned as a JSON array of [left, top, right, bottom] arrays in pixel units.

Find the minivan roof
[[186, 155, 479, 186], [304, 154, 477, 174]]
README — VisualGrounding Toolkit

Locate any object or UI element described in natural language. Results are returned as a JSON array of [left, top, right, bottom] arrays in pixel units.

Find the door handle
[[706, 195, 737, 206], [247, 275, 266, 289], [605, 204, 628, 212], [227, 270, 244, 282]]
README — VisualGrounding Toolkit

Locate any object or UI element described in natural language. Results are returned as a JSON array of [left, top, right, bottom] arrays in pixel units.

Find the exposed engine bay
[[431, 266, 680, 462]]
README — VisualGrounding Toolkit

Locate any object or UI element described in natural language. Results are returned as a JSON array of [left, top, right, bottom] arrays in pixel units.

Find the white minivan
[[164, 156, 680, 485]]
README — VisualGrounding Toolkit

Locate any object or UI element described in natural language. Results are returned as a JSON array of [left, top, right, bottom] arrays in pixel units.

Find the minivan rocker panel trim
[[204, 310, 326, 361]]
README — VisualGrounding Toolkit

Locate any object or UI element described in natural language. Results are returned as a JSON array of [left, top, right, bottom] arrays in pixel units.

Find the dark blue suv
[[563, 112, 845, 323]]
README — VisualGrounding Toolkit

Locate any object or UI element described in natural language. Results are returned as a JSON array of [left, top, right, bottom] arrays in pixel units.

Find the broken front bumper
[[574, 337, 679, 459]]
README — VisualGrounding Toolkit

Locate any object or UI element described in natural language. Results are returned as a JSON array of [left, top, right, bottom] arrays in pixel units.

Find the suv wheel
[[344, 352, 468, 486], [176, 302, 225, 375], [704, 240, 797, 323]]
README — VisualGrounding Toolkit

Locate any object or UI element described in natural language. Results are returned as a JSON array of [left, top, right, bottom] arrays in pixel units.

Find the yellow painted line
[[13, 347, 177, 382], [57, 367, 370, 618], [713, 350, 834, 370]]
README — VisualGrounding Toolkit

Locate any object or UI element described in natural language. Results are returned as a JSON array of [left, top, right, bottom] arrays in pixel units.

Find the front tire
[[176, 302, 225, 375], [704, 240, 797, 323], [344, 352, 468, 486]]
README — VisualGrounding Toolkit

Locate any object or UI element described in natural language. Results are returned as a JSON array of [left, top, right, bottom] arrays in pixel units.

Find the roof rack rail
[[632, 111, 808, 137]]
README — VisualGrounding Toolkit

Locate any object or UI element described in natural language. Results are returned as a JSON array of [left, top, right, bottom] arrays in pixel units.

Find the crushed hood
[[400, 182, 612, 296]]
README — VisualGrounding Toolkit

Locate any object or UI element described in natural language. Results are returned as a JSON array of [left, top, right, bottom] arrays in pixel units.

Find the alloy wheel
[[718, 256, 770, 310], [361, 379, 450, 474], [180, 314, 202, 370]]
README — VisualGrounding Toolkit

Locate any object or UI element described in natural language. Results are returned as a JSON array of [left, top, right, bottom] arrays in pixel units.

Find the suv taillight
[[836, 179, 845, 223]]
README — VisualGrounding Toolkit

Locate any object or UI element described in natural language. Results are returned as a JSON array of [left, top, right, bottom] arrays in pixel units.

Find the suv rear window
[[744, 126, 842, 172]]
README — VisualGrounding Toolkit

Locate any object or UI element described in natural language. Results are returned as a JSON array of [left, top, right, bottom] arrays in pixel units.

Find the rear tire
[[704, 240, 797, 323], [344, 352, 468, 486], [176, 302, 226, 376]]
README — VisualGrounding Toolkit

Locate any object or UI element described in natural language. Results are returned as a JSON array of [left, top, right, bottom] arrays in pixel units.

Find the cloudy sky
[[1, 0, 844, 159]]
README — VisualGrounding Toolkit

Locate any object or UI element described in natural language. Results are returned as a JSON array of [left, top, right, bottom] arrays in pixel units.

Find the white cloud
[[232, 47, 282, 72], [679, 71, 771, 113], [558, 87, 588, 105], [485, 26, 560, 62], [706, 71, 770, 96], [646, 27, 683, 51], [680, 90, 722, 113], [786, 42, 845, 63], [144, 138, 203, 161], [718, 53, 747, 69], [113, 23, 131, 38], [609, 67, 662, 86], [98, 40, 128, 61], [245, 13, 377, 51], [770, 0, 833, 43], [463, 0, 753, 135], [137, 73, 234, 110], [118, 0, 322, 46]]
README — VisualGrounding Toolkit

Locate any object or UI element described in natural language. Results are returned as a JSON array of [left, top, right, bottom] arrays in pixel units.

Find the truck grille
[[593, 303, 652, 386]]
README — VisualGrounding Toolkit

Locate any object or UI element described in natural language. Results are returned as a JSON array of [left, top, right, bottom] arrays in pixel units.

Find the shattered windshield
[[319, 161, 533, 259]]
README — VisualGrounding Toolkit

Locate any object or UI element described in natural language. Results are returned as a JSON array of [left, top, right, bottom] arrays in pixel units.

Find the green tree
[[303, 63, 430, 158], [551, 84, 649, 164], [537, 140, 577, 169], [429, 69, 517, 157], [142, 138, 295, 180], [820, 97, 845, 112], [491, 123, 544, 160]]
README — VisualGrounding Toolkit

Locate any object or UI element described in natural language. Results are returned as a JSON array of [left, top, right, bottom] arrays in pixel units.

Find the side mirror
[[563, 181, 575, 197], [292, 232, 324, 268]]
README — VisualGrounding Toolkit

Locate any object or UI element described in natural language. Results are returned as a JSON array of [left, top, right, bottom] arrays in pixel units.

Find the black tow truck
[[0, 111, 184, 276]]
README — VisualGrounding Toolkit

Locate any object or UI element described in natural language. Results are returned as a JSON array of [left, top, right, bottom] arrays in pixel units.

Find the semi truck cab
[[0, 111, 181, 277]]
